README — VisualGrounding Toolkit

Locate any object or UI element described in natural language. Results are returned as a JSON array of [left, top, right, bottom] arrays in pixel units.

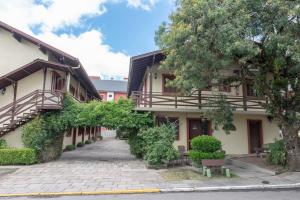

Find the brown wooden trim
[[149, 71, 153, 108], [247, 119, 263, 154], [11, 82, 18, 123], [186, 117, 212, 150]]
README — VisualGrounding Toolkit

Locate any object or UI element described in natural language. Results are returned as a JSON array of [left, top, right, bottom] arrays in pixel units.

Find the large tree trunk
[[281, 124, 300, 171]]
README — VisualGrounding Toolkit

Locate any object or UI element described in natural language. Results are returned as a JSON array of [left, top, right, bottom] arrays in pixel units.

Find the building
[[127, 51, 281, 155], [91, 77, 127, 102], [0, 21, 101, 149]]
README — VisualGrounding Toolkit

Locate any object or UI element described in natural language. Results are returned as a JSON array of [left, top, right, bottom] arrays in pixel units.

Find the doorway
[[247, 120, 263, 153], [187, 118, 210, 149]]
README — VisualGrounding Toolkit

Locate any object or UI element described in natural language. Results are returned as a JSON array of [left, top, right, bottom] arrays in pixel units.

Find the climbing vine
[[22, 94, 153, 162]]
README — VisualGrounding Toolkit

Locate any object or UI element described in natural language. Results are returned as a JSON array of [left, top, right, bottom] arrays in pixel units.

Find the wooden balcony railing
[[131, 91, 266, 111], [0, 90, 63, 135]]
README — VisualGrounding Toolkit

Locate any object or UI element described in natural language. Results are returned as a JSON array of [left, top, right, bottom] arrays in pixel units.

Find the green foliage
[[139, 124, 178, 165], [77, 142, 85, 147], [189, 135, 225, 165], [65, 145, 76, 151], [156, 0, 300, 169], [0, 139, 8, 149], [128, 134, 146, 159], [0, 148, 36, 165], [22, 117, 47, 152], [191, 135, 222, 152], [85, 140, 92, 144], [21, 94, 153, 162], [267, 140, 287, 166]]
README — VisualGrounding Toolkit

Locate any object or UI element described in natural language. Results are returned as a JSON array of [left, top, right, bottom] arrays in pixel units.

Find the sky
[[0, 0, 175, 79]]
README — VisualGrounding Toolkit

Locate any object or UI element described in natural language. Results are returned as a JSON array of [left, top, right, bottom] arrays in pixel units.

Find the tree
[[156, 0, 300, 170]]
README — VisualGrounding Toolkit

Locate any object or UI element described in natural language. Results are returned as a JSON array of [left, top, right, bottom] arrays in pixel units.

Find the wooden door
[[72, 128, 76, 145], [247, 120, 263, 153], [188, 119, 210, 149]]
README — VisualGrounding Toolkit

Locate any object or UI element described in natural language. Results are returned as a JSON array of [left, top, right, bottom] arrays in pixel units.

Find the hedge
[[0, 148, 36, 165]]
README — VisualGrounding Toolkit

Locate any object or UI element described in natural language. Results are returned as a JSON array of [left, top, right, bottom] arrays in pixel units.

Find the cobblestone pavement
[[0, 133, 299, 195], [0, 135, 165, 194]]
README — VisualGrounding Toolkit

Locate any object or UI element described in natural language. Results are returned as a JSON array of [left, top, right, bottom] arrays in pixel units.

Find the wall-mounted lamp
[[154, 73, 158, 79], [1, 88, 6, 95]]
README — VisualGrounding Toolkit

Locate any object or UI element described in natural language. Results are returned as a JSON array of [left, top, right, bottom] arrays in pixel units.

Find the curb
[[0, 184, 299, 197], [160, 183, 300, 193], [0, 189, 160, 197]]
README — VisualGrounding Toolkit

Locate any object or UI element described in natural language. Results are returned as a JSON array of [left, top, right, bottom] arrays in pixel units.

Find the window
[[109, 94, 113, 97], [51, 72, 65, 91], [156, 116, 179, 140], [219, 84, 231, 93], [162, 74, 177, 93], [246, 83, 257, 97]]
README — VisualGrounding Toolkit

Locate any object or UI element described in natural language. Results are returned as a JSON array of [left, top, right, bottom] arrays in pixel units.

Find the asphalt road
[[1, 189, 300, 200]]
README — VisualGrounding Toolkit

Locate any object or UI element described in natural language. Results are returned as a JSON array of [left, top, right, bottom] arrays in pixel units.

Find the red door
[[188, 119, 210, 149], [248, 120, 263, 153], [72, 128, 76, 145]]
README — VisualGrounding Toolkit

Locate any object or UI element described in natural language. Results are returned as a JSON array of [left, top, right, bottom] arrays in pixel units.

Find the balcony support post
[[65, 72, 71, 93], [241, 70, 247, 111], [149, 70, 153, 108], [198, 89, 202, 109], [42, 67, 47, 108], [11, 82, 18, 124]]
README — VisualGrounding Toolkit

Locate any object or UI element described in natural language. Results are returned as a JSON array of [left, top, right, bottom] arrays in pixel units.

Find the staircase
[[0, 90, 64, 136]]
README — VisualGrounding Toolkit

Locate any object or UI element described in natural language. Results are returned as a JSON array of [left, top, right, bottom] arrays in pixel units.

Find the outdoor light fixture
[[154, 72, 158, 79], [1, 88, 6, 95]]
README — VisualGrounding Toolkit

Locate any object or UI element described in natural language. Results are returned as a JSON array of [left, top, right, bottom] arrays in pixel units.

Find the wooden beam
[[12, 33, 22, 43], [149, 70, 153, 108], [42, 67, 47, 107], [11, 82, 18, 123], [39, 46, 47, 55]]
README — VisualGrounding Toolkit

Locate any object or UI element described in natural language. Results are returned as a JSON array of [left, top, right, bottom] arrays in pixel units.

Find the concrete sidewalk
[[0, 136, 299, 197]]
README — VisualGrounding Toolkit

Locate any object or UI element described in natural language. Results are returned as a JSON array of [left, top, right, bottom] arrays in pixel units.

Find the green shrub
[[77, 142, 85, 147], [191, 135, 222, 152], [65, 145, 76, 151], [139, 124, 178, 165], [267, 139, 286, 166], [98, 135, 103, 140], [91, 137, 96, 142], [0, 148, 36, 165], [189, 135, 224, 165], [128, 134, 146, 159], [0, 139, 8, 149], [85, 140, 92, 144], [189, 151, 225, 164]]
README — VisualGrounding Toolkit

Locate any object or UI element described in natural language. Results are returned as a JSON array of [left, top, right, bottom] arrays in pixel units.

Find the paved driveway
[[0, 134, 164, 194], [0, 133, 299, 195]]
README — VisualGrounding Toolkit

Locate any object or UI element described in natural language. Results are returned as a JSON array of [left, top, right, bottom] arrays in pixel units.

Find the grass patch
[[159, 168, 238, 181]]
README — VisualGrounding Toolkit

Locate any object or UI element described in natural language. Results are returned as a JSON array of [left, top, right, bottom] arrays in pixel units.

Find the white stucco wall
[[2, 126, 24, 148], [0, 28, 48, 77], [154, 111, 281, 155]]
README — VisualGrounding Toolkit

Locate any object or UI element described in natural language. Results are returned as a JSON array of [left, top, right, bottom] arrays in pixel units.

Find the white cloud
[[127, 0, 160, 11], [0, 0, 131, 79], [37, 30, 130, 78]]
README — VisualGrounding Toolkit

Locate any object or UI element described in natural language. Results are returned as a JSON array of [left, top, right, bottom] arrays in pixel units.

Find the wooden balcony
[[0, 90, 63, 135], [131, 91, 266, 113]]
